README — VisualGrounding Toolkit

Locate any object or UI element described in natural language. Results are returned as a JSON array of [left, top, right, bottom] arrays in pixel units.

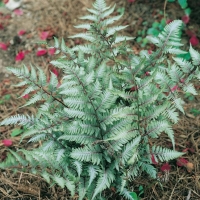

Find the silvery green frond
[[88, 165, 98, 188], [158, 20, 183, 43], [101, 4, 115, 18], [0, 114, 33, 126], [71, 146, 102, 165], [152, 146, 185, 162], [73, 161, 82, 177], [139, 161, 157, 178], [41, 171, 51, 183], [121, 136, 141, 164], [164, 107, 179, 123], [69, 33, 95, 42], [113, 36, 134, 44], [147, 121, 170, 138], [120, 188, 135, 200], [103, 14, 123, 26], [21, 92, 43, 107], [189, 45, 200, 65], [59, 134, 97, 145], [92, 168, 114, 200], [183, 83, 197, 95], [48, 71, 58, 92], [173, 57, 193, 73], [37, 67, 47, 86], [93, 0, 107, 11], [106, 25, 129, 37], [74, 24, 91, 30], [78, 177, 87, 200]]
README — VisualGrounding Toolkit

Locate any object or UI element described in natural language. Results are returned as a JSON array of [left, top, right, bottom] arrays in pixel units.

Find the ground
[[0, 0, 199, 199]]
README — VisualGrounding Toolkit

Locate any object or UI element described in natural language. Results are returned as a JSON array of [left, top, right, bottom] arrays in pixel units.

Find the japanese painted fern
[[1, 0, 200, 199]]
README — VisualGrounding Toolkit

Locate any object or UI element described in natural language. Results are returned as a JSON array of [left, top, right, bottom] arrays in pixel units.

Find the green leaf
[[11, 128, 23, 137], [3, 94, 11, 101], [147, 28, 159, 36], [178, 0, 188, 9], [184, 8, 191, 16], [130, 192, 139, 200]]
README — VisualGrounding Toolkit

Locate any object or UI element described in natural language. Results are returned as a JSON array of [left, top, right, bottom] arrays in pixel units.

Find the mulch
[[0, 0, 199, 199]]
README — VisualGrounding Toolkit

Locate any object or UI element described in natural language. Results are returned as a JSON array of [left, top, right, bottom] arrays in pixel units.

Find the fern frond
[[152, 146, 185, 162], [71, 146, 102, 165], [88, 165, 98, 188], [0, 114, 33, 126], [92, 168, 114, 200], [189, 45, 200, 65]]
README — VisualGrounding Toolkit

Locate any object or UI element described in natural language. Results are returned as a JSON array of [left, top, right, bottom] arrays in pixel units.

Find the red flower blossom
[[15, 51, 25, 61], [128, 0, 136, 3], [52, 68, 59, 77], [151, 154, 158, 165], [22, 94, 29, 99], [18, 30, 26, 36], [130, 86, 138, 92], [13, 9, 23, 16], [48, 47, 56, 55], [2, 139, 12, 147], [186, 30, 195, 37], [148, 49, 152, 54], [166, 19, 173, 24], [36, 49, 47, 56], [171, 85, 178, 92], [40, 31, 49, 40], [190, 36, 199, 46], [0, 42, 8, 50], [160, 163, 171, 172], [0, 23, 4, 30], [182, 15, 190, 24], [176, 158, 188, 167], [145, 71, 150, 76]]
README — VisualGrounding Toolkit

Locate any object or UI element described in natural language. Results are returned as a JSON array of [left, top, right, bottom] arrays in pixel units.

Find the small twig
[[186, 189, 191, 200], [169, 180, 179, 200], [164, 0, 168, 21]]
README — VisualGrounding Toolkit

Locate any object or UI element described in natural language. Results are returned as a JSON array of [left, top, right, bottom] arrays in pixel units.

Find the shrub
[[1, 0, 200, 199]]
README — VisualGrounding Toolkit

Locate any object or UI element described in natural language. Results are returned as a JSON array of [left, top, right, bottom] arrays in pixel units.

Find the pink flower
[[145, 71, 150, 76], [13, 9, 23, 16], [48, 47, 56, 55], [15, 51, 25, 61], [160, 163, 171, 172], [176, 158, 188, 167], [22, 94, 29, 99], [0, 24, 4, 30], [18, 30, 26, 36], [0, 42, 8, 50], [190, 36, 199, 46], [186, 30, 195, 37], [36, 49, 47, 56], [128, 0, 136, 3], [171, 85, 178, 92], [40, 31, 49, 40], [148, 49, 152, 54], [2, 139, 12, 147], [151, 154, 158, 165], [166, 19, 173, 24], [182, 15, 190, 24], [130, 86, 138, 92], [52, 68, 59, 77]]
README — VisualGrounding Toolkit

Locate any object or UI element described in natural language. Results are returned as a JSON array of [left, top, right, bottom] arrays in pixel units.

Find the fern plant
[[1, 0, 200, 199]]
